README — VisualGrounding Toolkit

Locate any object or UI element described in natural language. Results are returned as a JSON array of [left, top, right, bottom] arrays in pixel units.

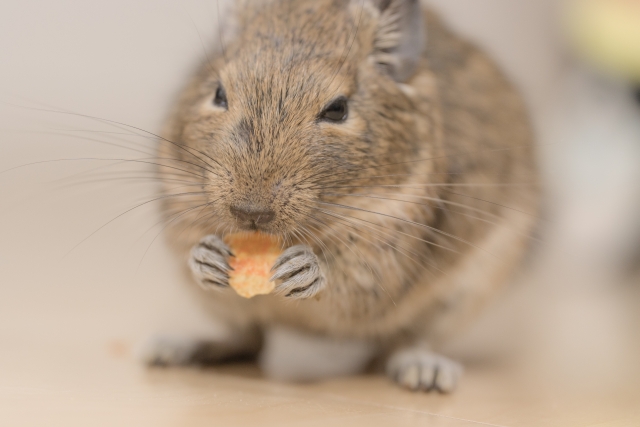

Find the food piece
[[223, 232, 282, 298]]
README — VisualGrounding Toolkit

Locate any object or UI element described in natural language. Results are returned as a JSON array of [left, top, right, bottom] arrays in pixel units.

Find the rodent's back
[[423, 10, 538, 250]]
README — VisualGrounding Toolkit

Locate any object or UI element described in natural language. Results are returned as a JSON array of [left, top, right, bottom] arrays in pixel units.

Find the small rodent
[[152, 0, 539, 393]]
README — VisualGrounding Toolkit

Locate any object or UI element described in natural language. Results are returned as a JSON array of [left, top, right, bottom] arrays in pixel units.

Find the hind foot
[[386, 346, 463, 393], [141, 334, 261, 367]]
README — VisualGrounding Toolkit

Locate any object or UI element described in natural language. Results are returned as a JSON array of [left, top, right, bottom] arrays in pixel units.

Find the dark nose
[[230, 204, 275, 226]]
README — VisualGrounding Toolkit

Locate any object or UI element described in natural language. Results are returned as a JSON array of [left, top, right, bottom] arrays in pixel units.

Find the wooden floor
[[1, 342, 637, 427], [1, 295, 638, 427]]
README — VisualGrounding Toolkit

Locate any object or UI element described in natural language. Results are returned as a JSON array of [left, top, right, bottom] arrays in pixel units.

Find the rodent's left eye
[[213, 85, 228, 109], [318, 96, 348, 123]]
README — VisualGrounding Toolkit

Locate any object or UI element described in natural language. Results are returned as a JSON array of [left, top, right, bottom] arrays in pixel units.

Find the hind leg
[[386, 344, 463, 393], [142, 325, 262, 367]]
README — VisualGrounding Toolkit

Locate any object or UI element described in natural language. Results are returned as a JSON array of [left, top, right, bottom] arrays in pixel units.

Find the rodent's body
[[155, 0, 538, 391]]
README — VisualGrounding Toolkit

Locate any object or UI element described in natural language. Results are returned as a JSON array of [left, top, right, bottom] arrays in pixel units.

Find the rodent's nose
[[230, 204, 275, 226]]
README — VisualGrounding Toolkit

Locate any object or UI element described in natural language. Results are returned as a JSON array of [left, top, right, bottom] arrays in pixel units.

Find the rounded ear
[[364, 0, 426, 82]]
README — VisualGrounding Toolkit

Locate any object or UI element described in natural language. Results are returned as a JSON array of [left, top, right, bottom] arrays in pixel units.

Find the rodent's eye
[[319, 96, 348, 123], [213, 85, 228, 109]]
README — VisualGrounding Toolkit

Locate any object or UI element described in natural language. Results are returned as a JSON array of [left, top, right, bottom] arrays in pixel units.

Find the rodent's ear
[[363, 0, 425, 82]]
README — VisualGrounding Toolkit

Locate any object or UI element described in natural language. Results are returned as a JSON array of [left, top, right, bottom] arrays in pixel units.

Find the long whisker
[[324, 191, 501, 220], [3, 102, 227, 174], [302, 214, 390, 300], [317, 183, 534, 190], [184, 9, 218, 77], [306, 143, 540, 186], [302, 212, 379, 281], [8, 130, 157, 157], [49, 161, 200, 187], [175, 197, 225, 241], [135, 201, 215, 271], [313, 210, 442, 304], [215, 0, 228, 64], [176, 199, 227, 238], [447, 191, 540, 219], [64, 191, 210, 257], [322, 192, 543, 243], [314, 207, 446, 276], [51, 176, 199, 192], [132, 201, 211, 249], [1, 157, 208, 180], [292, 225, 333, 266], [314, 200, 498, 258], [290, 216, 333, 263], [314, 205, 458, 254], [323, 187, 539, 219], [315, 171, 507, 187]]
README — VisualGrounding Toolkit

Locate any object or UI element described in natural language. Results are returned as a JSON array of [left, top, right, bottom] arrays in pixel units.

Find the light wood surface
[[1, 294, 638, 427]]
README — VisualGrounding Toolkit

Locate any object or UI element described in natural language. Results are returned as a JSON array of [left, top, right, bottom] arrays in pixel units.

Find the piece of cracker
[[224, 232, 282, 298]]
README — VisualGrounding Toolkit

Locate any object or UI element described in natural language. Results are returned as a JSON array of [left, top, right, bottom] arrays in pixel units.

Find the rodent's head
[[161, 0, 433, 239]]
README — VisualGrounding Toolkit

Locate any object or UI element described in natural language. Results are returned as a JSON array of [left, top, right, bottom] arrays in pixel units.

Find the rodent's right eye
[[318, 96, 348, 123], [213, 85, 228, 109]]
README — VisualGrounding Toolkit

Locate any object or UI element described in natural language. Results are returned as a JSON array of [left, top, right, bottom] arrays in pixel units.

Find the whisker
[[50, 176, 199, 192], [1, 157, 209, 181], [302, 213, 386, 292], [3, 102, 227, 175], [138, 199, 223, 271], [134, 201, 215, 270], [64, 191, 210, 257], [328, 192, 535, 229], [132, 201, 211, 248], [313, 209, 441, 303], [317, 183, 534, 190], [321, 191, 543, 243], [306, 143, 541, 186], [317, 171, 484, 187], [314, 200, 498, 258], [313, 205, 458, 254], [175, 198, 224, 241], [52, 163, 199, 187], [184, 8, 218, 77], [447, 191, 540, 219], [314, 207, 446, 276], [215, 0, 228, 64], [303, 213, 370, 272], [298, 224, 334, 265], [8, 130, 157, 157], [175, 198, 227, 239]]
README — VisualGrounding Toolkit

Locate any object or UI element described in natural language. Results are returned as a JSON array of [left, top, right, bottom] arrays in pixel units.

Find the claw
[[270, 245, 306, 271], [189, 235, 233, 290], [270, 245, 325, 299]]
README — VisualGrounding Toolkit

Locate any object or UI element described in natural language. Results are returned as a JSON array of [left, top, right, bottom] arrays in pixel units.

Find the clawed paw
[[270, 245, 325, 299], [189, 235, 233, 290]]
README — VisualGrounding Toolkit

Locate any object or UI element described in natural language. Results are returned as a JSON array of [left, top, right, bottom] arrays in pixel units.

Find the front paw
[[270, 245, 325, 299], [189, 235, 233, 290]]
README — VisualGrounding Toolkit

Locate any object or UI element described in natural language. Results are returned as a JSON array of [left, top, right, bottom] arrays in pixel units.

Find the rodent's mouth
[[234, 218, 276, 234]]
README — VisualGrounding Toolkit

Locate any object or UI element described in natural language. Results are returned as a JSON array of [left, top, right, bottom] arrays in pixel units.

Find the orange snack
[[223, 232, 282, 298]]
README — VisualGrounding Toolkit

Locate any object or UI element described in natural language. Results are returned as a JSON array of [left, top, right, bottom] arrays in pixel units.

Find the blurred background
[[0, 0, 638, 425]]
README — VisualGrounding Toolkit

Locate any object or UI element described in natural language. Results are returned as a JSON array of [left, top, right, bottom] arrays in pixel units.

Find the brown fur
[[157, 0, 539, 351]]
